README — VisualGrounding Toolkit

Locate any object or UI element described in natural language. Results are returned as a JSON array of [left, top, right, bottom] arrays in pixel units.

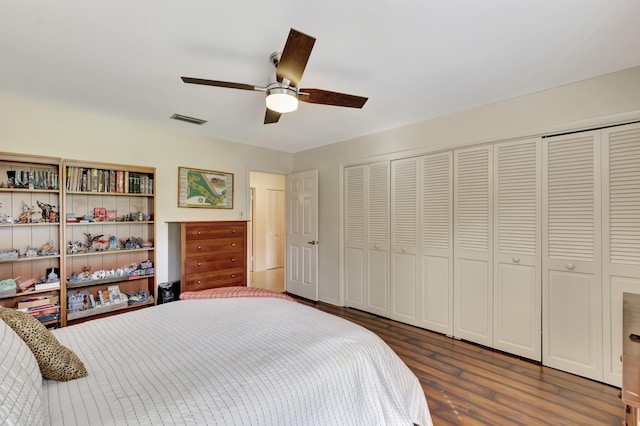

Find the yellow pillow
[[0, 307, 87, 381]]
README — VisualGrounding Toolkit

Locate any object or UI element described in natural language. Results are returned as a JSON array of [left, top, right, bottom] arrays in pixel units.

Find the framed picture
[[178, 167, 234, 209]]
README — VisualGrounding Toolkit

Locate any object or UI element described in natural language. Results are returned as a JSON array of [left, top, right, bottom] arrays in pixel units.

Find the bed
[[1, 290, 432, 425]]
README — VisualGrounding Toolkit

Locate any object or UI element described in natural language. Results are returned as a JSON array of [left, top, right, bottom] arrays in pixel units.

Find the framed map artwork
[[178, 167, 234, 209]]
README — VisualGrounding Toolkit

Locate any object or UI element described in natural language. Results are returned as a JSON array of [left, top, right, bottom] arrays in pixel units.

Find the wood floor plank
[[294, 297, 626, 426]]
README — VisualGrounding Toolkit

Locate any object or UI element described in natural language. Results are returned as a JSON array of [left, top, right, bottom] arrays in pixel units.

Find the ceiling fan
[[181, 28, 368, 124]]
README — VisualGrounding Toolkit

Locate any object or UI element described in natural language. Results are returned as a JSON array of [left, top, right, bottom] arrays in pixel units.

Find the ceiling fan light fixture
[[266, 87, 298, 113]]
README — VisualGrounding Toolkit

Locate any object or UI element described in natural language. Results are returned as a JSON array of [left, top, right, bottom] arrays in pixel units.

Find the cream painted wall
[[293, 66, 640, 305], [0, 94, 293, 285], [3, 66, 640, 306], [249, 172, 286, 272]]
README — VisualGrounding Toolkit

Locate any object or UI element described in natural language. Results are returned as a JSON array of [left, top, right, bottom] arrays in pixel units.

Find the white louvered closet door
[[344, 166, 366, 310], [454, 145, 493, 346], [366, 163, 390, 317], [542, 131, 602, 381], [418, 151, 454, 335], [602, 122, 640, 386], [493, 138, 541, 361], [391, 157, 419, 325]]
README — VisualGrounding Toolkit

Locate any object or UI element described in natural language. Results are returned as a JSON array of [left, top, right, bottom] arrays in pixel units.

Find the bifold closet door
[[366, 163, 391, 316], [602, 122, 640, 386], [344, 163, 390, 317], [345, 166, 366, 310], [542, 130, 602, 381], [454, 145, 493, 346], [391, 157, 419, 325], [418, 152, 454, 335], [493, 138, 541, 361]]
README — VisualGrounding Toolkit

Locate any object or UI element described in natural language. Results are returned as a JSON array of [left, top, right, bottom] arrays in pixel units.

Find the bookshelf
[[62, 159, 156, 325], [0, 152, 63, 327]]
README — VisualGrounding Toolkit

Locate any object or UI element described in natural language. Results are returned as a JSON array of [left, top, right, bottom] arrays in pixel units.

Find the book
[[26, 305, 60, 317], [109, 170, 116, 193], [18, 295, 59, 309], [116, 170, 124, 193], [98, 169, 105, 192], [81, 168, 88, 191], [90, 168, 99, 192], [35, 281, 60, 291]]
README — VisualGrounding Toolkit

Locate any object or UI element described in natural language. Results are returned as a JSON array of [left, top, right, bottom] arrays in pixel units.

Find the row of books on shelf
[[66, 166, 153, 194], [17, 294, 60, 323], [5, 169, 60, 190]]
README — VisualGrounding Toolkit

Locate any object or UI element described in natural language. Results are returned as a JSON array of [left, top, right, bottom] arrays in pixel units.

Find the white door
[[418, 151, 454, 335], [454, 144, 493, 346], [602, 122, 640, 386], [493, 138, 541, 361], [286, 169, 318, 300], [391, 157, 419, 325], [543, 131, 602, 381]]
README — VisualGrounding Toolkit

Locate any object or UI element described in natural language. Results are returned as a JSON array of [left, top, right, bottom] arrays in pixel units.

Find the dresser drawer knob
[[231, 229, 236, 233], [197, 262, 202, 266], [230, 274, 235, 278], [231, 258, 236, 262], [197, 231, 202, 235], [197, 246, 202, 250], [197, 280, 202, 284], [231, 243, 236, 247]]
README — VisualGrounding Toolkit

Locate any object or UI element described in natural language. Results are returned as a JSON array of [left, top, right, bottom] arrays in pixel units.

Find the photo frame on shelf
[[177, 166, 233, 209]]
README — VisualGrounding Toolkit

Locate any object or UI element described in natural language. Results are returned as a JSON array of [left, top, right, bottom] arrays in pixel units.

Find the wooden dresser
[[168, 221, 248, 293]]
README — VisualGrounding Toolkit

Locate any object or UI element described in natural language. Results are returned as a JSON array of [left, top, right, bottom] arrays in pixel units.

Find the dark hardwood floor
[[295, 297, 625, 426]]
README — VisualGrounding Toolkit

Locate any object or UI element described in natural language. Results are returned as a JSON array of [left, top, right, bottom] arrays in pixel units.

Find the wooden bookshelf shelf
[[66, 274, 154, 290]]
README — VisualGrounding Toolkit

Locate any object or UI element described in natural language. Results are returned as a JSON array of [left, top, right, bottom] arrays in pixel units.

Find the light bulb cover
[[266, 87, 298, 113]]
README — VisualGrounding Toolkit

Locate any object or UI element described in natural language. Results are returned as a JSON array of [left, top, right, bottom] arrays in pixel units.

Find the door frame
[[246, 166, 290, 288]]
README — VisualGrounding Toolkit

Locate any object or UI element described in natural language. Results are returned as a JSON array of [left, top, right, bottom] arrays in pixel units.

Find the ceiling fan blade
[[299, 89, 368, 109], [276, 29, 316, 87], [264, 108, 281, 124], [181, 77, 258, 91]]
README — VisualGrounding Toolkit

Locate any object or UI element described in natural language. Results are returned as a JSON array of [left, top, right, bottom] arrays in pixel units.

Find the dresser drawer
[[183, 269, 246, 292], [184, 223, 245, 241], [185, 237, 244, 255], [184, 254, 242, 275]]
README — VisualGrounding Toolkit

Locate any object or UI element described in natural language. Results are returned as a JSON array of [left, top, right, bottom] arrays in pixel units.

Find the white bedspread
[[45, 298, 432, 425]]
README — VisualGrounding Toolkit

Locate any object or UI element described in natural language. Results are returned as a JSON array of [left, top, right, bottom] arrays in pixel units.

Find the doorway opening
[[249, 171, 286, 292]]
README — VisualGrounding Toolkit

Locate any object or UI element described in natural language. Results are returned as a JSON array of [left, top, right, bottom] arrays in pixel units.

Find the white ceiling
[[2, 1, 639, 153]]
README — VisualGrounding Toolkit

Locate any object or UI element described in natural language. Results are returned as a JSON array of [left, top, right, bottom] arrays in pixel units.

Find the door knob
[[307, 240, 318, 245]]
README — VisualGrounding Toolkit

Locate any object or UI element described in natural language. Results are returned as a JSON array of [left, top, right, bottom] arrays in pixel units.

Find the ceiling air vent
[[170, 113, 207, 125]]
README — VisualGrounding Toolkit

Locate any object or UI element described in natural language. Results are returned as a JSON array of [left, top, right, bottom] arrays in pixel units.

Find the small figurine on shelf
[[67, 240, 84, 254], [38, 241, 58, 256], [128, 289, 151, 305], [119, 236, 143, 250], [18, 202, 35, 223], [6, 171, 16, 188], [84, 233, 104, 252], [36, 201, 58, 223]]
